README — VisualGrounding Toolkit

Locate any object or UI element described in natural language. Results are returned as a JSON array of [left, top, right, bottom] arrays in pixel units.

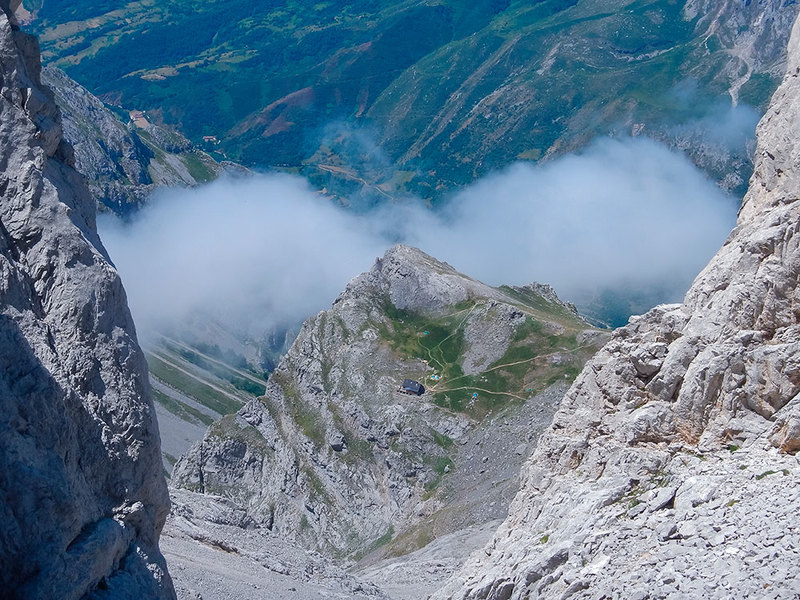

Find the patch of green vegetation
[[208, 414, 272, 452], [725, 499, 739, 508], [377, 296, 601, 419], [351, 524, 397, 561], [423, 456, 454, 496], [756, 470, 778, 480], [540, 533, 550, 544], [499, 286, 580, 324], [373, 526, 395, 548], [151, 386, 215, 426], [271, 368, 328, 448], [303, 467, 330, 502], [294, 407, 326, 447], [431, 429, 455, 449], [334, 316, 351, 341], [727, 444, 740, 452], [379, 299, 469, 366], [430, 314, 586, 417], [738, 72, 781, 109], [342, 436, 375, 464], [181, 151, 216, 182], [163, 341, 266, 396], [320, 358, 334, 394], [191, 342, 259, 371], [146, 352, 243, 416], [384, 522, 435, 558]]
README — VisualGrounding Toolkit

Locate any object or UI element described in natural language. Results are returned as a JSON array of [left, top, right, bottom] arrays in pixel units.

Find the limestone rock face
[[172, 245, 604, 559], [433, 13, 800, 600], [41, 66, 234, 216], [0, 4, 174, 599]]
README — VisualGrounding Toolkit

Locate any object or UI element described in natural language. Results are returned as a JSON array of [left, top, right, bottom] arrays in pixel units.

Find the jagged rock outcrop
[[651, 0, 800, 195], [433, 12, 800, 600], [40, 66, 234, 215], [0, 3, 174, 598], [172, 245, 605, 559]]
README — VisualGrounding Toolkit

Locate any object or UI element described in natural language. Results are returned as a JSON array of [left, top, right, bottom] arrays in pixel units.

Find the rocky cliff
[[41, 66, 231, 216], [171, 245, 606, 560], [0, 2, 174, 598], [433, 12, 800, 600]]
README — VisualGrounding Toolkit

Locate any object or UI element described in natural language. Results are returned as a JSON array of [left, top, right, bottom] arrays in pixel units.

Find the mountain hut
[[401, 379, 425, 396]]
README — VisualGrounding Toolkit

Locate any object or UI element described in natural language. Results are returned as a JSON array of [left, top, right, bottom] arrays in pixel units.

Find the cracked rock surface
[[0, 3, 173, 598]]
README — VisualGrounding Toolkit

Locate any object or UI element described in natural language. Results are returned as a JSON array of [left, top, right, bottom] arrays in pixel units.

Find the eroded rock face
[[433, 12, 800, 600], [0, 4, 174, 598], [41, 66, 233, 216]]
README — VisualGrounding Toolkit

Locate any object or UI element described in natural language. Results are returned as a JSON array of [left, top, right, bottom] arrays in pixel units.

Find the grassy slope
[[357, 285, 606, 557], [377, 292, 599, 419], [145, 338, 267, 435]]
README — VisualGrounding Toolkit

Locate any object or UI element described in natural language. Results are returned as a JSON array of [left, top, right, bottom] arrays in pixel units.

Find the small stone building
[[401, 379, 425, 396]]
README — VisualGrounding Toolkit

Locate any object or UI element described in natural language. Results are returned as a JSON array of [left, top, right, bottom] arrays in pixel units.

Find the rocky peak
[[0, 2, 174, 597], [340, 245, 580, 318], [1, 0, 62, 158], [172, 245, 605, 562], [737, 17, 800, 222], [341, 244, 505, 314], [433, 12, 800, 600]]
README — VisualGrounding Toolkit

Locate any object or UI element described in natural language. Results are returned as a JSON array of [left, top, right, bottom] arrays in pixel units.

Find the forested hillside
[[24, 0, 798, 201]]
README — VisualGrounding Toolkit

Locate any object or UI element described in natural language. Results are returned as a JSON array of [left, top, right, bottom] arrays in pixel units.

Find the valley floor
[[162, 490, 499, 600]]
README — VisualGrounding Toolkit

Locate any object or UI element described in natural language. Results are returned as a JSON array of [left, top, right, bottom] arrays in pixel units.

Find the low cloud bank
[[100, 175, 386, 339], [100, 136, 738, 337]]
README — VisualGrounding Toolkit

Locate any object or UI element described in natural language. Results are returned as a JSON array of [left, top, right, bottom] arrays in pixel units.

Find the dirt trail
[[159, 335, 266, 388]]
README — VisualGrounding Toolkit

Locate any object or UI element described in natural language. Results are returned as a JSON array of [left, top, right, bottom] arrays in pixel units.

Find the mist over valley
[[4, 1, 800, 599]]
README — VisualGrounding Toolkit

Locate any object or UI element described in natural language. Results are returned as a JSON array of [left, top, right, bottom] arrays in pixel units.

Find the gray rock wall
[[433, 10, 800, 600], [0, 3, 174, 598]]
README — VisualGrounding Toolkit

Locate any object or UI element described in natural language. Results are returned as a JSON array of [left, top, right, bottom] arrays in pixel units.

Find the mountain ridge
[[22, 1, 800, 201], [169, 244, 607, 566]]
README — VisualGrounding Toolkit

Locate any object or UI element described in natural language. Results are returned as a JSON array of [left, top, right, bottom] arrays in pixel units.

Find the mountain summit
[[171, 244, 606, 564]]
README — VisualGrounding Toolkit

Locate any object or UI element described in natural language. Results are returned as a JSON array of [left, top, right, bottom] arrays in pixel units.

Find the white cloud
[[99, 136, 738, 337]]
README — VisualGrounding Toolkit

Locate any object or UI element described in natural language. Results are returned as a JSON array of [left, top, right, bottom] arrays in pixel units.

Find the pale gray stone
[[0, 3, 174, 598]]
